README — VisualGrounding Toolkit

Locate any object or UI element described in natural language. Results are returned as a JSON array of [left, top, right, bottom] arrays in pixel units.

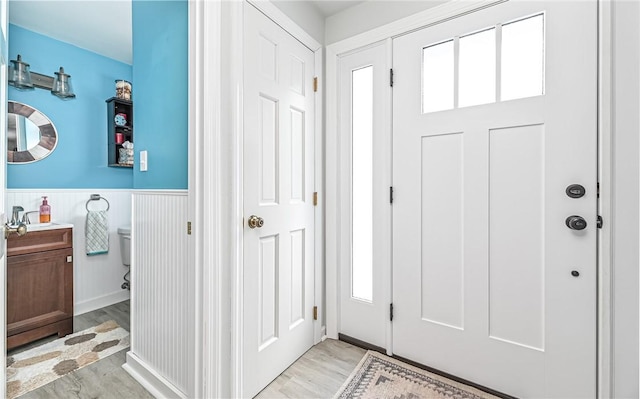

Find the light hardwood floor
[[8, 301, 366, 399], [256, 339, 366, 398], [7, 300, 154, 399]]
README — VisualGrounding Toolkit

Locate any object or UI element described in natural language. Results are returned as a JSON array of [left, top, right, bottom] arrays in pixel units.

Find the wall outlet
[[140, 150, 148, 172]]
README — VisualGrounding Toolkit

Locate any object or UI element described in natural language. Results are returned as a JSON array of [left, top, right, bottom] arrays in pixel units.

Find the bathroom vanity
[[6, 224, 74, 350]]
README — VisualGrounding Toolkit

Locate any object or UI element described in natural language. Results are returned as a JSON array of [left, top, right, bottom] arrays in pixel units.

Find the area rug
[[6, 320, 129, 399], [334, 350, 499, 399]]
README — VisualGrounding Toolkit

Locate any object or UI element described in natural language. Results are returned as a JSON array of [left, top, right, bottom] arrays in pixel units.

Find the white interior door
[[337, 41, 390, 349], [242, 3, 315, 397], [392, 1, 596, 397]]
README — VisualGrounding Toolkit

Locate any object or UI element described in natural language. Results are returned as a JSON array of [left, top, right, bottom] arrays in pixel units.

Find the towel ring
[[86, 194, 110, 212]]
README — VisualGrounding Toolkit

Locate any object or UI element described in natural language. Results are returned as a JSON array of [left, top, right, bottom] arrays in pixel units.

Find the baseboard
[[75, 290, 130, 316], [123, 351, 186, 399], [338, 333, 387, 353]]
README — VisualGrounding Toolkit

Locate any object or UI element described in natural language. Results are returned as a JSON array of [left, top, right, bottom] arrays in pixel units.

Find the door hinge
[[313, 306, 318, 320], [597, 215, 603, 229], [390, 186, 394, 204], [313, 192, 318, 206], [390, 303, 394, 321], [187, 221, 192, 235], [597, 182, 600, 198], [390, 69, 394, 87], [313, 77, 318, 92]]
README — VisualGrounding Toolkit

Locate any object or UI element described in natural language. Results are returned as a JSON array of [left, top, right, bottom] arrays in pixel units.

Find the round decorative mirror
[[7, 101, 58, 164]]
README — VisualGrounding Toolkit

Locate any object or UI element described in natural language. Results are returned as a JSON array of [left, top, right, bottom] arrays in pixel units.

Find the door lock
[[565, 215, 587, 230], [247, 215, 264, 229], [566, 184, 586, 198]]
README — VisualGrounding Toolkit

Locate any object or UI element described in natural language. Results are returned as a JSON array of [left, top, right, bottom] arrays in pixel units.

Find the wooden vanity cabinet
[[7, 228, 73, 350]]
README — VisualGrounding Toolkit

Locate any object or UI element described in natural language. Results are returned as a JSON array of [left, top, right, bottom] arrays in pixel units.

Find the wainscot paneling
[[7, 189, 132, 315], [127, 191, 193, 398]]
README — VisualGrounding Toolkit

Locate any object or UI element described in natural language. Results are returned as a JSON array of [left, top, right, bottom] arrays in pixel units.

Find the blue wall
[[8, 24, 133, 189], [132, 0, 188, 189]]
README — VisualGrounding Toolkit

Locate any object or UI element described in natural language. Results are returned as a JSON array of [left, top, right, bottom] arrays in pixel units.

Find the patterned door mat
[[7, 320, 129, 399], [334, 350, 500, 399]]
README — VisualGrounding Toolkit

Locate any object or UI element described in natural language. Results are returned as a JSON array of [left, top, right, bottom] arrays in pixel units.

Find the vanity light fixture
[[8, 54, 76, 99], [8, 55, 33, 90], [51, 67, 75, 99]]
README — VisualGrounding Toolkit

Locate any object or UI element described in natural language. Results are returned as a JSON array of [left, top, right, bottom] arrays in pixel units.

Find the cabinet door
[[7, 248, 73, 337]]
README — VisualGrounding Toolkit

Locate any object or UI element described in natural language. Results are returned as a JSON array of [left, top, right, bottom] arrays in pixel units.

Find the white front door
[[392, 1, 596, 397], [242, 3, 316, 397]]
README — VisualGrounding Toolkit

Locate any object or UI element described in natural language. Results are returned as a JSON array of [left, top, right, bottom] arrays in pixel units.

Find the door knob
[[5, 222, 27, 239], [565, 215, 587, 230], [248, 215, 264, 229]]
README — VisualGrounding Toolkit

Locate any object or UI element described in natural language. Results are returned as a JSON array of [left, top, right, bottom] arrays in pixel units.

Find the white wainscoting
[[7, 189, 132, 315], [128, 191, 193, 398]]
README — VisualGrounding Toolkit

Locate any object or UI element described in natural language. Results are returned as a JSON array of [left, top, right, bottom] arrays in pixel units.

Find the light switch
[[140, 150, 148, 172]]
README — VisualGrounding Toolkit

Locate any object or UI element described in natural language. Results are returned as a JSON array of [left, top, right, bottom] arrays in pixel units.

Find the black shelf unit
[[106, 97, 134, 168]]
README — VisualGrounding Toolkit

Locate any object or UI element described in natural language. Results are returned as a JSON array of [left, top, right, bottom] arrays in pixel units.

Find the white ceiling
[[307, 0, 364, 17], [9, 0, 133, 65], [7, 0, 363, 65]]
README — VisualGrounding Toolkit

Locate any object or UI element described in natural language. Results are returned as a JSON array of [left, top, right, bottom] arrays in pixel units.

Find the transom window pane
[[352, 65, 373, 302], [422, 40, 454, 113], [501, 14, 545, 101], [459, 28, 496, 107]]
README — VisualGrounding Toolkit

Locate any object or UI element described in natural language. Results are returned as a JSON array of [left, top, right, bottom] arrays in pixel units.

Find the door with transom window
[[392, 1, 596, 397]]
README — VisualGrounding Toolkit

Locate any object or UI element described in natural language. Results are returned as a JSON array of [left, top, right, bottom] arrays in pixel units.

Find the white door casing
[[392, 1, 596, 397], [337, 41, 391, 350], [242, 3, 316, 397], [0, 0, 8, 392]]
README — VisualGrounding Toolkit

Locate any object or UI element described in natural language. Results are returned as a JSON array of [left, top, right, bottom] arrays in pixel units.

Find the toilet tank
[[117, 226, 131, 266]]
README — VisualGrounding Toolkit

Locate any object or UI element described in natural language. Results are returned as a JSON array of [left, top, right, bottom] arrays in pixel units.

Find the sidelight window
[[351, 65, 374, 302]]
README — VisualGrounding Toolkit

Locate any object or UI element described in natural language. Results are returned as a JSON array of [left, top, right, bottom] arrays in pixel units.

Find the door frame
[[0, 0, 7, 393], [325, 0, 616, 397], [196, 1, 324, 397]]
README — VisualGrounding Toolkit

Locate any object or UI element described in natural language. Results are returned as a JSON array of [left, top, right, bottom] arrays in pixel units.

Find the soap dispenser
[[39, 196, 51, 223]]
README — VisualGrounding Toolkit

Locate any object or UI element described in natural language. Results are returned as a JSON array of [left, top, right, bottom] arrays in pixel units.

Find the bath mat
[[334, 350, 499, 399], [6, 320, 129, 399]]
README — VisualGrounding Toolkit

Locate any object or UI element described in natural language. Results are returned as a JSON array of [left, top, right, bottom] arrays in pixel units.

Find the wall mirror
[[7, 101, 58, 163]]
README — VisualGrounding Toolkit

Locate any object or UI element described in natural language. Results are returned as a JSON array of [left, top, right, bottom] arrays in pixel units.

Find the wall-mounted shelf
[[106, 97, 133, 168]]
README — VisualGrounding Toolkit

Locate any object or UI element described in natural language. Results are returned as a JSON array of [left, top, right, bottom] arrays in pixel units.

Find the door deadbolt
[[248, 215, 264, 229], [566, 215, 587, 230], [566, 184, 586, 199]]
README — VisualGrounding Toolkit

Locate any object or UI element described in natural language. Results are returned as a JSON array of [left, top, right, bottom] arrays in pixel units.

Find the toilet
[[117, 226, 131, 290]]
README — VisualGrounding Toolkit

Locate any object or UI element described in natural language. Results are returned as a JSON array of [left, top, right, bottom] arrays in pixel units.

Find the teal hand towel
[[86, 210, 109, 255]]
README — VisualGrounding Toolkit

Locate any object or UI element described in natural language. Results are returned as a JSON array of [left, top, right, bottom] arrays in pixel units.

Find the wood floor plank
[[8, 300, 153, 399], [255, 339, 366, 399], [9, 302, 366, 399]]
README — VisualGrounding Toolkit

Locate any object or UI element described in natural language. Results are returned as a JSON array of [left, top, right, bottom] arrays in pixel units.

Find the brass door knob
[[5, 222, 27, 239], [248, 215, 264, 229]]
